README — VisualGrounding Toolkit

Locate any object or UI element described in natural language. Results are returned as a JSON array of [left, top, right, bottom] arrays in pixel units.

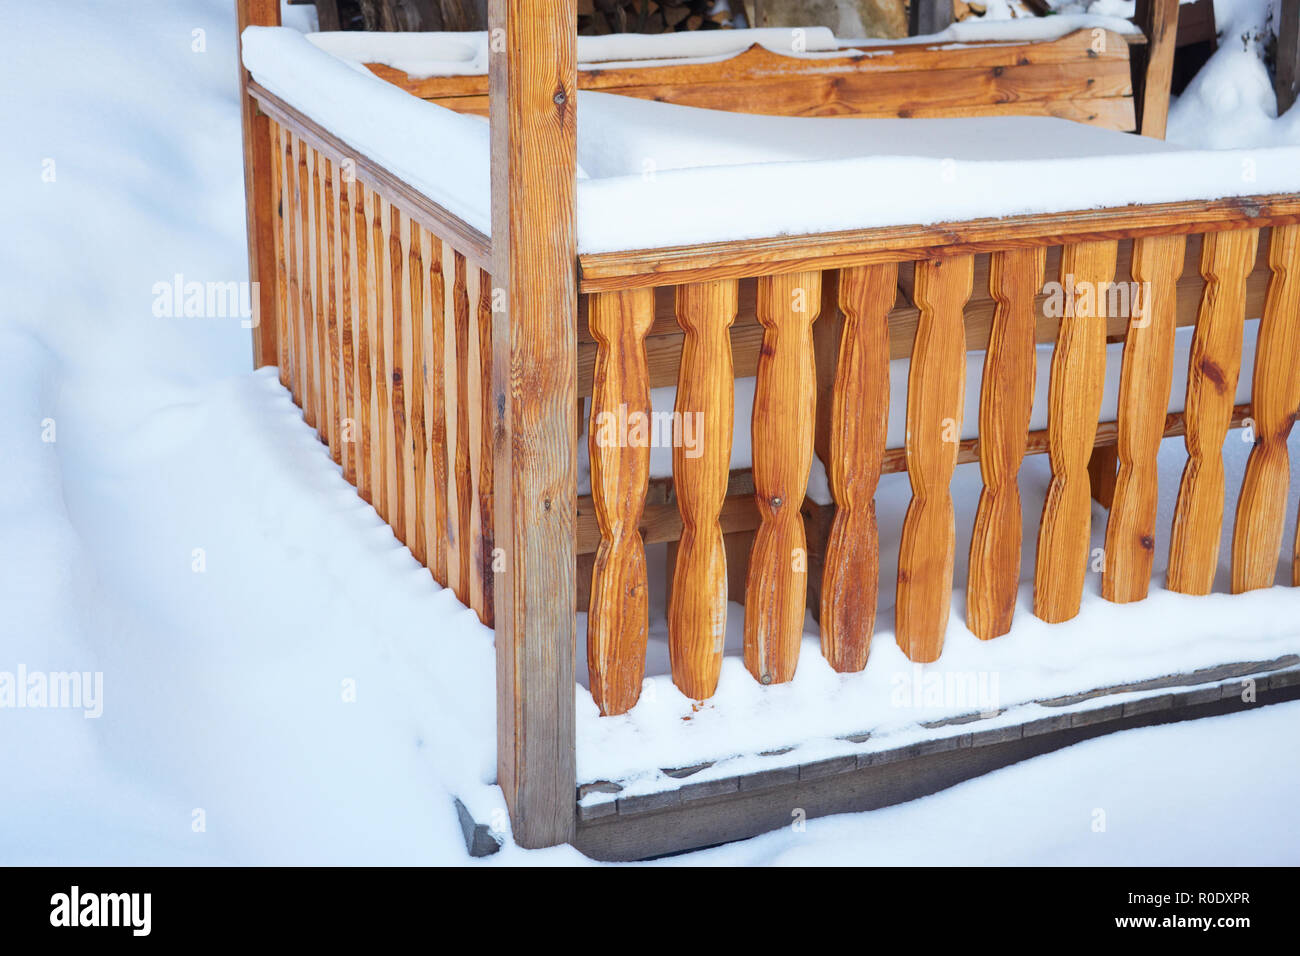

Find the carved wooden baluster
[[388, 204, 409, 544], [587, 288, 654, 716], [1167, 229, 1258, 594], [476, 268, 496, 626], [1034, 240, 1117, 623], [450, 251, 473, 605], [321, 155, 341, 463], [1233, 224, 1300, 592], [295, 136, 317, 427], [1103, 234, 1185, 603], [821, 263, 894, 671], [896, 255, 973, 662], [369, 187, 390, 520], [967, 248, 1043, 640], [745, 271, 820, 685], [669, 280, 738, 700]]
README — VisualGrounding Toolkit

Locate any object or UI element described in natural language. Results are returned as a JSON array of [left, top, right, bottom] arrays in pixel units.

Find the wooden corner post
[[1132, 0, 1179, 138], [235, 0, 281, 368], [489, 0, 579, 848]]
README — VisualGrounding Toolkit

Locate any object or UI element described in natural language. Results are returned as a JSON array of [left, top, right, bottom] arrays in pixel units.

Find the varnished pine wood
[[370, 189, 391, 521], [821, 263, 894, 670], [270, 121, 290, 389], [408, 223, 428, 566], [1168, 229, 1259, 594], [577, 195, 1300, 291], [338, 161, 358, 485], [295, 136, 317, 428], [451, 252, 473, 605], [1034, 240, 1117, 623], [1132, 0, 1179, 138], [236, 0, 281, 369], [668, 280, 738, 700], [354, 183, 375, 506], [426, 240, 450, 584], [490, 0, 578, 848], [967, 248, 1043, 640], [1232, 224, 1300, 592], [476, 268, 496, 627], [389, 204, 411, 545], [896, 256, 974, 662], [1103, 234, 1185, 603], [745, 271, 820, 684], [466, 267, 487, 618], [587, 289, 654, 716], [322, 155, 342, 465]]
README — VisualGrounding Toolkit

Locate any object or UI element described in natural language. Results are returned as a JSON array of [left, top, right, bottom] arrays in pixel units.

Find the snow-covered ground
[[1, 0, 1297, 865]]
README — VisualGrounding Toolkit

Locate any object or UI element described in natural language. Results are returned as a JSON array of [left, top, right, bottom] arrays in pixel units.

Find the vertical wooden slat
[[1168, 229, 1258, 594], [587, 288, 654, 716], [308, 146, 327, 440], [967, 248, 1043, 640], [443, 242, 465, 599], [476, 268, 496, 626], [338, 162, 358, 486], [322, 155, 342, 464], [370, 189, 391, 521], [668, 280, 738, 700], [388, 204, 409, 545], [1132, 0, 1180, 138], [1232, 224, 1300, 592], [895, 255, 974, 662], [1035, 240, 1118, 623], [426, 239, 450, 584], [353, 183, 375, 505], [270, 121, 290, 389], [820, 263, 894, 671], [1103, 235, 1186, 603], [295, 136, 317, 427], [745, 271, 821, 685], [235, 0, 281, 369], [467, 267, 487, 616], [451, 251, 473, 606], [408, 223, 428, 567], [282, 130, 302, 406]]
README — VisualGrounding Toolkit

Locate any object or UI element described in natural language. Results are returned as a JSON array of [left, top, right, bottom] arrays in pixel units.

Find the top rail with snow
[[235, 0, 1300, 850]]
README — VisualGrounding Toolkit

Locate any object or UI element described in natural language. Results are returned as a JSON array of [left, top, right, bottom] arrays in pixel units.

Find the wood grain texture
[[380, 29, 1137, 131], [451, 251, 473, 605], [489, 0, 578, 849], [369, 186, 390, 521], [408, 223, 428, 566], [1167, 228, 1258, 595], [322, 155, 342, 465], [1132, 0, 1179, 138], [338, 161, 358, 485], [283, 129, 302, 406], [1232, 224, 1300, 592], [967, 248, 1043, 640], [426, 240, 449, 584], [587, 289, 654, 716], [475, 268, 496, 627], [466, 267, 487, 618], [577, 195, 1300, 292], [1103, 234, 1185, 603], [745, 271, 821, 684], [668, 280, 738, 700], [896, 256, 973, 662], [295, 136, 317, 428], [270, 121, 290, 389], [821, 263, 895, 671], [354, 183, 375, 506], [235, 0, 281, 369], [1034, 240, 1117, 623], [309, 146, 328, 444]]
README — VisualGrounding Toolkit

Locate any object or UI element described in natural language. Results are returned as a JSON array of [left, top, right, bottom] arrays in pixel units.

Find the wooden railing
[[256, 87, 496, 627], [577, 207, 1300, 715]]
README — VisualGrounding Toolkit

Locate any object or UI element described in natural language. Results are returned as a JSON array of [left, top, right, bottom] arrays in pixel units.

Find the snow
[[309, 26, 842, 79], [681, 701, 1300, 865], [4, 0, 1298, 865], [246, 28, 1300, 254]]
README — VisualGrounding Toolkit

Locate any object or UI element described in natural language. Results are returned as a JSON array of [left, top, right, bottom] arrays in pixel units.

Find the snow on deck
[[243, 27, 1300, 254]]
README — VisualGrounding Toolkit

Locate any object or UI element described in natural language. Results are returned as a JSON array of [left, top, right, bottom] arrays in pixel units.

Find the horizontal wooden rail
[[577, 195, 1300, 291]]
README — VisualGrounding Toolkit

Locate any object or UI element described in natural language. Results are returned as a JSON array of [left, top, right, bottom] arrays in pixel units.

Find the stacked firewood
[[579, 0, 740, 34]]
